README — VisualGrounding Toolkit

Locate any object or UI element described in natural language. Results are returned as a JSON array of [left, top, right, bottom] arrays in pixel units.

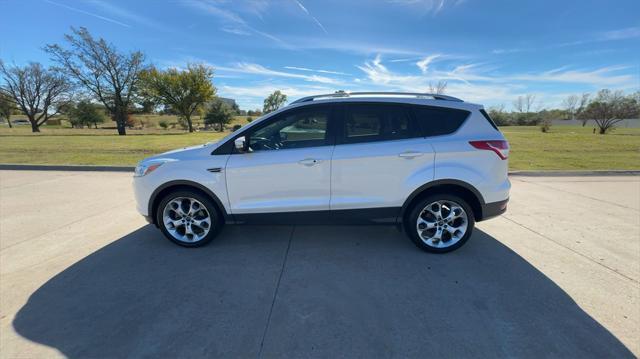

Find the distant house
[[218, 97, 237, 109], [203, 97, 239, 113]]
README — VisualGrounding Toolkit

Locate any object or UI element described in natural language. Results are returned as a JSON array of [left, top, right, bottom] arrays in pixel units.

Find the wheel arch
[[148, 180, 229, 226], [400, 179, 485, 223]]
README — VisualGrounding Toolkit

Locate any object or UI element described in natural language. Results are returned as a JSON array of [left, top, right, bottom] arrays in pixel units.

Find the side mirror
[[234, 136, 247, 152]]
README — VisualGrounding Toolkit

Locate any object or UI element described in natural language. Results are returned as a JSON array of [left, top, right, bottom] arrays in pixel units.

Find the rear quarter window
[[479, 109, 499, 131], [412, 106, 470, 137]]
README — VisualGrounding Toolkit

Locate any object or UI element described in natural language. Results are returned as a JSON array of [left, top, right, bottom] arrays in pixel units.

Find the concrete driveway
[[1, 171, 638, 358]]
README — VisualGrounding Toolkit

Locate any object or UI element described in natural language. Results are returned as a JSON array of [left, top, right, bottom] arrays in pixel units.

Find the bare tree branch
[[0, 61, 71, 132], [428, 80, 447, 95], [45, 27, 145, 135]]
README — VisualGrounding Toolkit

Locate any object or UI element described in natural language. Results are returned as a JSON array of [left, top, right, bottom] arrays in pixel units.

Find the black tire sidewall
[[405, 194, 476, 253], [156, 190, 222, 247]]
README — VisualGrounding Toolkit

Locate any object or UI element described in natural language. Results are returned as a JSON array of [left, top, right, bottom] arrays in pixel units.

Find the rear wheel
[[156, 190, 222, 247], [405, 194, 475, 253]]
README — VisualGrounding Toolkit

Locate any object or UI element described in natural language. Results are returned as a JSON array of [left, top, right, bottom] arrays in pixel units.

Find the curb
[[508, 170, 640, 177], [1, 164, 639, 176], [0, 164, 135, 172]]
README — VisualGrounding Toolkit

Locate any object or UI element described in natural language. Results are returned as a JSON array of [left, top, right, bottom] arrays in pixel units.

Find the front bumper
[[479, 198, 509, 221]]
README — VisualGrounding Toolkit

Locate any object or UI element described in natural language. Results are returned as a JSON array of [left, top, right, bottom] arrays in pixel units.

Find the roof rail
[[290, 91, 463, 104]]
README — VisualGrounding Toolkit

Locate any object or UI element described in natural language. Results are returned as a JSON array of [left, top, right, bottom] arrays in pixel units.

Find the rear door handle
[[298, 158, 322, 166], [399, 151, 423, 159]]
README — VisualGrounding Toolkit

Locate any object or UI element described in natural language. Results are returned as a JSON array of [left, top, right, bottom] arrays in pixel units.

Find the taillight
[[469, 140, 509, 160]]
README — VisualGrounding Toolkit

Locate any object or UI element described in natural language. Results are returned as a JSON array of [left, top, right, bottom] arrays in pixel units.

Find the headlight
[[134, 161, 167, 177]]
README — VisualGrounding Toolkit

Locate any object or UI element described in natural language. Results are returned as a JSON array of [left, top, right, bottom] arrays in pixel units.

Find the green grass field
[[0, 119, 638, 170], [501, 126, 639, 170]]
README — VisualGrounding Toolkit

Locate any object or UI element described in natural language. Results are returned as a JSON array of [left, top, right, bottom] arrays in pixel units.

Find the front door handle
[[399, 151, 423, 159], [298, 158, 322, 166]]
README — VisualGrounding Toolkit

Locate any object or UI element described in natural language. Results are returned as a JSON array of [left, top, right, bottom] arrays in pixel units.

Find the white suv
[[133, 92, 510, 253]]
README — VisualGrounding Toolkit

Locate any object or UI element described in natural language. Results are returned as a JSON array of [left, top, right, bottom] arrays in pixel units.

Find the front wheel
[[405, 194, 475, 253], [156, 190, 222, 247]]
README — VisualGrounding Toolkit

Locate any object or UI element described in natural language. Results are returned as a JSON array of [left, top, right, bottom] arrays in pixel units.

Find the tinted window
[[248, 107, 329, 151], [343, 104, 416, 144], [412, 106, 470, 137]]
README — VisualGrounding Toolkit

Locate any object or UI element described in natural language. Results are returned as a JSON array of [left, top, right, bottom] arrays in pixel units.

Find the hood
[[144, 143, 212, 162]]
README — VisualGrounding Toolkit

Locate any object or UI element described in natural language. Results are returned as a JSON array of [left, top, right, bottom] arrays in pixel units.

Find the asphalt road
[[1, 171, 638, 358]]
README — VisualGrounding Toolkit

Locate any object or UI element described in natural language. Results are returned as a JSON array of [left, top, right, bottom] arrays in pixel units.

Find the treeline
[[487, 91, 639, 134], [0, 27, 288, 135]]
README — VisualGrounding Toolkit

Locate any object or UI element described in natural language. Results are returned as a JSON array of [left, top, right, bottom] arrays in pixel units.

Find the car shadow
[[13, 225, 633, 358]]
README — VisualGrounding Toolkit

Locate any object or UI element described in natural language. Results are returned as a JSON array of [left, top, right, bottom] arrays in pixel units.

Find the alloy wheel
[[162, 197, 212, 243], [416, 200, 468, 248]]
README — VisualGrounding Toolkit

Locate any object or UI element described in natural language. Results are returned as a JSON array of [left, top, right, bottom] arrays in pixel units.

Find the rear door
[[225, 104, 335, 214], [330, 102, 435, 211]]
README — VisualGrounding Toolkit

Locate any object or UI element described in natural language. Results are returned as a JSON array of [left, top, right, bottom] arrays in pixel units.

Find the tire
[[156, 190, 223, 247], [404, 194, 475, 253]]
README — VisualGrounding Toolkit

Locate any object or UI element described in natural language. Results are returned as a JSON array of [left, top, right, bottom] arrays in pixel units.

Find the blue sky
[[1, 0, 638, 110]]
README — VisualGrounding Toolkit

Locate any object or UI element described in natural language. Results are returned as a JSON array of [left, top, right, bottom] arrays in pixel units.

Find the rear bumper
[[479, 198, 509, 221]]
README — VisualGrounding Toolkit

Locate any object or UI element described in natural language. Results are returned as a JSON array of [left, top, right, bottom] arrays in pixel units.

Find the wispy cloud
[[598, 26, 640, 41], [509, 66, 635, 86], [44, 0, 131, 28], [180, 0, 290, 47], [218, 83, 345, 109], [390, 57, 420, 63], [218, 63, 343, 84], [219, 84, 335, 98], [558, 26, 640, 46], [284, 66, 350, 76], [491, 48, 529, 55], [84, 0, 158, 28], [416, 54, 440, 73], [355, 54, 637, 106], [357, 54, 424, 88], [286, 36, 424, 56], [495, 26, 640, 54], [221, 27, 251, 36], [293, 0, 328, 34], [387, 0, 463, 15]]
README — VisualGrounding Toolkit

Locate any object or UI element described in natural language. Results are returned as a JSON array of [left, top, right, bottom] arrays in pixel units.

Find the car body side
[[133, 97, 510, 227]]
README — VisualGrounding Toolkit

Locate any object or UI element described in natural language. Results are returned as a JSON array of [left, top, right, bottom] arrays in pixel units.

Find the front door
[[225, 104, 335, 214]]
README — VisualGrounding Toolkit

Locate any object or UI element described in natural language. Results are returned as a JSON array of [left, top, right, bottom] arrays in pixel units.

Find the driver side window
[[248, 107, 330, 152]]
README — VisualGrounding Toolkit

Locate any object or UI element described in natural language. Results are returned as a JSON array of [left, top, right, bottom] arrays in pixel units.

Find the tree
[[578, 89, 639, 134], [68, 100, 106, 129], [139, 99, 157, 114], [45, 27, 145, 135], [0, 92, 14, 128], [204, 97, 233, 132], [263, 90, 287, 114], [563, 93, 590, 125], [487, 104, 511, 126], [0, 61, 71, 132], [511, 94, 540, 125], [513, 94, 536, 113], [428, 80, 447, 94], [230, 101, 240, 115], [139, 64, 215, 132]]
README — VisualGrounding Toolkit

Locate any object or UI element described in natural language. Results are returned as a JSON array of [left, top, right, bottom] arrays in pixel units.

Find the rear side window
[[479, 109, 499, 131], [343, 104, 417, 144], [412, 106, 470, 137]]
